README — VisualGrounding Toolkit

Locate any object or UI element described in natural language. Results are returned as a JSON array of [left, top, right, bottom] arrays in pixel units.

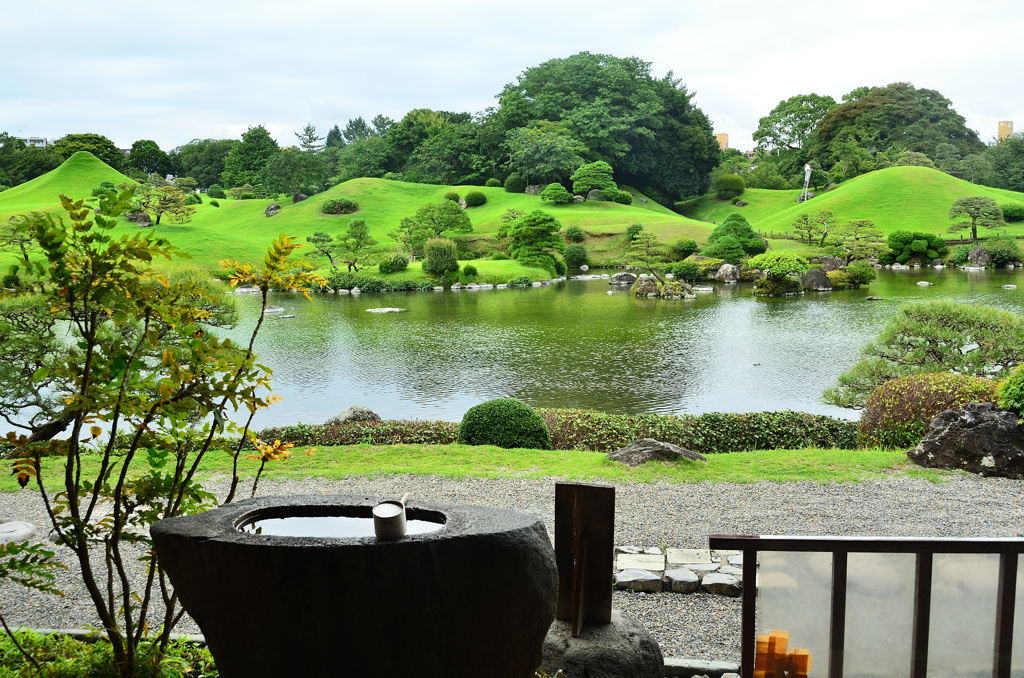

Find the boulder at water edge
[[715, 264, 741, 282], [608, 438, 707, 467], [325, 404, 381, 426], [801, 268, 831, 291], [968, 246, 991, 267], [610, 272, 637, 285], [908, 403, 1024, 479]]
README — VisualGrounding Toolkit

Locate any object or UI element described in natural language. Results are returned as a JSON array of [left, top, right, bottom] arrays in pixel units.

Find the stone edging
[[614, 547, 747, 597]]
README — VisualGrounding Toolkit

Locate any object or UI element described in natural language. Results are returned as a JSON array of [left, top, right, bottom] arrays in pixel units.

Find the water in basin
[[239, 515, 444, 538]]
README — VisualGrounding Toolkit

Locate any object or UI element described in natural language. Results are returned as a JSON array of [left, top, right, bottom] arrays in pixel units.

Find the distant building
[[741, 150, 756, 160], [715, 133, 729, 150], [16, 136, 49, 148], [999, 121, 1014, 140]]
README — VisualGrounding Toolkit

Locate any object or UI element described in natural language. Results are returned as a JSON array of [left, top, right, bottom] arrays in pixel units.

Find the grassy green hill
[[689, 166, 1024, 240], [0, 151, 135, 218], [0, 153, 714, 271]]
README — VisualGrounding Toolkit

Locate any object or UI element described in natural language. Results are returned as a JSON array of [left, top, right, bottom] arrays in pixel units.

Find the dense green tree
[[753, 93, 837, 151], [324, 124, 345, 149], [813, 83, 984, 169], [894, 151, 936, 168], [505, 121, 586, 185], [506, 210, 565, 274], [0, 214, 38, 265], [404, 121, 483, 185], [335, 135, 392, 181], [828, 219, 887, 263], [706, 214, 765, 255], [984, 133, 1024, 192], [791, 213, 822, 245], [388, 217, 431, 260], [496, 52, 718, 202], [221, 125, 279, 188], [570, 160, 615, 199], [948, 196, 1004, 244], [824, 301, 1024, 407], [371, 114, 395, 136], [812, 209, 838, 247], [700, 235, 746, 264], [336, 219, 377, 272], [3, 145, 61, 186], [169, 138, 238, 189], [413, 200, 472, 237], [385, 108, 452, 168], [960, 154, 991, 184], [344, 116, 375, 144], [628, 232, 669, 282], [743, 155, 794, 189], [934, 143, 961, 172], [259, 147, 325, 199], [747, 251, 810, 279], [127, 140, 170, 175], [305, 232, 341, 268], [50, 133, 124, 169]]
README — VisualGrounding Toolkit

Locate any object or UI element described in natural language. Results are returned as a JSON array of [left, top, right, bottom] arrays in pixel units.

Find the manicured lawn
[[0, 444, 948, 494]]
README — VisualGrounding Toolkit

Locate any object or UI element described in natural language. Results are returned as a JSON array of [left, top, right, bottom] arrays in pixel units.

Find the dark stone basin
[[151, 494, 558, 678]]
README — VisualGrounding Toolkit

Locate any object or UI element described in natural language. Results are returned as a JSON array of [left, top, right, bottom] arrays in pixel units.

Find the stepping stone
[[720, 565, 743, 581], [643, 546, 663, 555], [616, 553, 665, 572], [685, 562, 721, 575], [0, 521, 35, 544], [614, 568, 662, 593], [616, 545, 643, 555], [663, 567, 700, 593], [727, 554, 743, 566], [701, 572, 741, 597], [666, 548, 712, 567]]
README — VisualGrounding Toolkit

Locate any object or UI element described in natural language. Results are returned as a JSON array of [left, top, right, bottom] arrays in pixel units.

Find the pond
[[216, 267, 1024, 429]]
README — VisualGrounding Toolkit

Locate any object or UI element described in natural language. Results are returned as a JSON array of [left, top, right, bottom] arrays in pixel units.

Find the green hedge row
[[259, 409, 857, 453]]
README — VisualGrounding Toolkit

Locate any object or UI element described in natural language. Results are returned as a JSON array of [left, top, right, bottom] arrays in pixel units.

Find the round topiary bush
[[485, 178, 502, 188], [207, 184, 227, 199], [321, 197, 359, 215], [462, 264, 478, 278], [998, 365, 1024, 415], [714, 174, 745, 200], [625, 223, 643, 240], [464, 190, 486, 207], [564, 225, 585, 243], [670, 260, 701, 283], [457, 398, 551, 449], [444, 191, 460, 203], [860, 372, 1000, 449], [423, 238, 459, 275], [504, 173, 527, 194], [564, 244, 587, 268]]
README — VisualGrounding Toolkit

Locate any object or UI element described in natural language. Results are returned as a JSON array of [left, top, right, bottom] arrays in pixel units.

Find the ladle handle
[[400, 492, 411, 505]]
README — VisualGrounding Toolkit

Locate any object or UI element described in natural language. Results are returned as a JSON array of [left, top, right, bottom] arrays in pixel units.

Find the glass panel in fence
[[928, 553, 999, 678], [758, 550, 832, 676], [844, 552, 915, 678], [1013, 557, 1023, 677]]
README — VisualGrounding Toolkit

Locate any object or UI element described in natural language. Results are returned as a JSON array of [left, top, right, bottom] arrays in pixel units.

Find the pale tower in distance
[[999, 121, 1013, 140], [715, 133, 729, 150]]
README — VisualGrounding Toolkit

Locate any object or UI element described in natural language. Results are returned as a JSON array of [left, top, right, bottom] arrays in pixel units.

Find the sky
[[4, 0, 1022, 155]]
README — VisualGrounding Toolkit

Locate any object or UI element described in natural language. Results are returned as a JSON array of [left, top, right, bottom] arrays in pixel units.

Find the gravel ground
[[2, 474, 1023, 662]]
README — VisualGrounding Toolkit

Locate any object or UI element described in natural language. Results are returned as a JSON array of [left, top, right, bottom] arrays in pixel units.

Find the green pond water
[[217, 267, 1024, 429]]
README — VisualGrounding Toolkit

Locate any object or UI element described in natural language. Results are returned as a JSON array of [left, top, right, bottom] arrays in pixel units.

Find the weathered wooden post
[[554, 482, 614, 637]]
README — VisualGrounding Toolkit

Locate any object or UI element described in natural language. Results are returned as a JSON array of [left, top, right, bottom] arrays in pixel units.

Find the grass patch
[[0, 444, 948, 493]]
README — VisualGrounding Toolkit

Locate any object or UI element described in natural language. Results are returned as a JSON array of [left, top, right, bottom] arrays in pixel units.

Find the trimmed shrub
[[553, 259, 567, 276], [564, 225, 585, 243], [260, 420, 459, 447], [540, 183, 572, 205], [457, 398, 551, 449], [228, 184, 256, 200], [672, 238, 698, 260], [207, 184, 226, 199], [754, 276, 802, 296], [1000, 202, 1024, 223], [625, 223, 644, 240], [564, 244, 587, 268], [845, 260, 877, 286], [443, 191, 460, 202], [669, 260, 701, 283], [504, 173, 527, 194], [423, 238, 460, 275], [209, 200, 220, 207], [985, 237, 1021, 266], [2, 273, 21, 288], [714, 174, 745, 200], [860, 373, 999, 449], [951, 244, 972, 265], [701, 235, 746, 264], [485, 178, 502, 188], [325, 270, 434, 292], [507, 275, 534, 288], [378, 254, 410, 275], [464, 190, 486, 207], [998, 365, 1024, 415], [609, 189, 633, 205], [883, 230, 948, 264], [184, 192, 202, 206], [462, 264, 478, 277], [320, 197, 359, 215]]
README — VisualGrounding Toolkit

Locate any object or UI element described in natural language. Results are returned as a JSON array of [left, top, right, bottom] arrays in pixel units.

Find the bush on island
[[464, 190, 487, 207], [457, 398, 551, 449]]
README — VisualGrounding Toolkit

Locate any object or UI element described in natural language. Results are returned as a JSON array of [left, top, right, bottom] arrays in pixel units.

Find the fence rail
[[708, 535, 1024, 678]]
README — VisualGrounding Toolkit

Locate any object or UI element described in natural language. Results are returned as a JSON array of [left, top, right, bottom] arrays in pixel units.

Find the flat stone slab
[[727, 554, 743, 566], [664, 658, 741, 678], [666, 548, 712, 566], [663, 567, 700, 593], [365, 308, 406, 313], [720, 565, 743, 580], [615, 568, 663, 593], [701, 572, 741, 597], [0, 521, 35, 544], [617, 553, 666, 572]]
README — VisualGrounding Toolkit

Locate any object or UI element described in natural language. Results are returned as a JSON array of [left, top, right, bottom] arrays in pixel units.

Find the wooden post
[[555, 482, 614, 636]]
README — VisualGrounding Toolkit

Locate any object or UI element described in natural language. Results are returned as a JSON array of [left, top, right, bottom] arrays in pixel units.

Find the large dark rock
[[541, 609, 663, 678], [152, 494, 557, 678], [968, 246, 991, 267], [608, 438, 707, 467], [908, 403, 1024, 479], [264, 202, 281, 217], [801, 268, 832, 290], [819, 256, 843, 272], [326, 404, 381, 425], [126, 211, 152, 227], [630, 277, 660, 297], [610, 272, 637, 285]]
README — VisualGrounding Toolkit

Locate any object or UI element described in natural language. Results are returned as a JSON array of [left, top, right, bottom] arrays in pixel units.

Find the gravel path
[[2, 474, 1022, 662]]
